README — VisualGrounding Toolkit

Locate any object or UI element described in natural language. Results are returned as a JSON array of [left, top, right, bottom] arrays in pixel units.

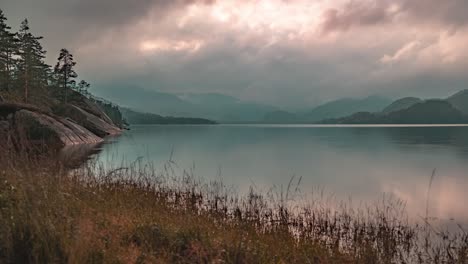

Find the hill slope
[[447, 90, 468, 115], [382, 97, 422, 114], [323, 100, 467, 124], [301, 96, 392, 122], [121, 108, 217, 125], [95, 87, 278, 122], [261, 110, 299, 124]]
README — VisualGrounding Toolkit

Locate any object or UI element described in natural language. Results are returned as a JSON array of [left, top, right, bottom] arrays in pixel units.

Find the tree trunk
[[64, 57, 69, 104], [64, 71, 68, 104], [5, 50, 11, 91], [24, 67, 29, 103]]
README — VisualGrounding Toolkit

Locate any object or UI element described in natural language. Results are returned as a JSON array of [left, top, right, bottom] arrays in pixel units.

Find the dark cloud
[[3, 0, 215, 25], [62, 0, 216, 28], [1, 0, 214, 53], [321, 0, 468, 34], [321, 1, 396, 33], [2, 0, 468, 110], [402, 0, 468, 28]]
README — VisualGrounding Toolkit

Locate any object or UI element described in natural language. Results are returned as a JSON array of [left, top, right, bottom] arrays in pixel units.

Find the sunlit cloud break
[[4, 0, 468, 107], [140, 39, 204, 53]]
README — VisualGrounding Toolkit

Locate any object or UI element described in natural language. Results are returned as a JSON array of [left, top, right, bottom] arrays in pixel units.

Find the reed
[[0, 140, 466, 263]]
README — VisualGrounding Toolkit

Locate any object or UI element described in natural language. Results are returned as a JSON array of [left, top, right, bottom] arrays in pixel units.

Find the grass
[[0, 141, 467, 263]]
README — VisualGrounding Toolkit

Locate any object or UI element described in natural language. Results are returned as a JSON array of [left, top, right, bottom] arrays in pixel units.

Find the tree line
[[0, 9, 91, 104]]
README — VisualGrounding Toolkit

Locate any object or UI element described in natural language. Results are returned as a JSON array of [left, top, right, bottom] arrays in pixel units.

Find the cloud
[[321, 1, 399, 33], [140, 39, 204, 53], [0, 0, 215, 53], [320, 0, 468, 34], [401, 0, 468, 28], [2, 0, 468, 109], [380, 41, 421, 64]]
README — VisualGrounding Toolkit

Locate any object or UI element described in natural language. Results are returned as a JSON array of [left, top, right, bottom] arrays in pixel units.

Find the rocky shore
[[0, 97, 122, 148]]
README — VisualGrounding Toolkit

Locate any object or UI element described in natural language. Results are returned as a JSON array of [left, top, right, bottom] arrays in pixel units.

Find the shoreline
[[132, 123, 468, 127]]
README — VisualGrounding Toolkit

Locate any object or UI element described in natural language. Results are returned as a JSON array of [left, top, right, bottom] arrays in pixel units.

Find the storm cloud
[[2, 0, 468, 109]]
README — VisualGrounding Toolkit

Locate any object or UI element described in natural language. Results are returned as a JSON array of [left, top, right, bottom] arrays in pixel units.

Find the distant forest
[[121, 108, 217, 125]]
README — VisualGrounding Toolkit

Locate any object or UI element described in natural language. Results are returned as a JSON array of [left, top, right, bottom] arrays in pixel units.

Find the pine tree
[[0, 9, 19, 92], [17, 19, 48, 102], [77, 80, 90, 96], [54, 48, 77, 103]]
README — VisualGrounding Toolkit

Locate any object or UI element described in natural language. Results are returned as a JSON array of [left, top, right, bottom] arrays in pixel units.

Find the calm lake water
[[94, 124, 468, 223]]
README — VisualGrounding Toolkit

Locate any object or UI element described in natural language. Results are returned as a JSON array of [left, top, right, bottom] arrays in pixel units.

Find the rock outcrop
[[57, 104, 121, 137], [75, 97, 116, 125], [0, 101, 121, 148], [14, 110, 103, 147]]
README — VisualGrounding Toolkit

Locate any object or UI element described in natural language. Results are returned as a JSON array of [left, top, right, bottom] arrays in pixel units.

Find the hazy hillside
[[262, 110, 299, 123], [382, 97, 422, 114], [179, 93, 240, 105], [95, 86, 468, 124], [447, 90, 468, 115], [121, 108, 217, 125], [261, 95, 392, 124], [385, 100, 466, 124], [323, 100, 467, 124], [94, 86, 196, 117], [301, 96, 392, 122], [95, 87, 277, 122]]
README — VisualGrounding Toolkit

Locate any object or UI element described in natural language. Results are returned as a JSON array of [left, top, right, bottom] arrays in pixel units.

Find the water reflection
[[60, 142, 104, 168], [92, 125, 468, 223]]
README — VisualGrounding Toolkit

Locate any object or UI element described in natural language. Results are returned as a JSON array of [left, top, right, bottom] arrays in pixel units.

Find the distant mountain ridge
[[121, 108, 217, 125], [267, 90, 468, 124], [95, 86, 278, 122], [382, 97, 422, 114], [262, 95, 392, 123], [447, 90, 468, 115], [262, 110, 299, 124], [300, 96, 392, 122], [322, 99, 468, 124], [97, 85, 468, 124]]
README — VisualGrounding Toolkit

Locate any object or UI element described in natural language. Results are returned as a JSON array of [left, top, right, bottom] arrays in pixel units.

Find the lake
[[93, 124, 468, 223]]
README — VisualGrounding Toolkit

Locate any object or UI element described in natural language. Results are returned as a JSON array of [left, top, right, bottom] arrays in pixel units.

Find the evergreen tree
[[0, 9, 19, 92], [54, 48, 77, 103], [17, 19, 48, 102], [77, 80, 90, 96]]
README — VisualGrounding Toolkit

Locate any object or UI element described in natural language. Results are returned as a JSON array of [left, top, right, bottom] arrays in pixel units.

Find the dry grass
[[0, 141, 467, 263]]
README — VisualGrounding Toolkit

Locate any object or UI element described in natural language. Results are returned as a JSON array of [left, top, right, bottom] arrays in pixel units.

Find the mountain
[[93, 86, 196, 117], [382, 97, 422, 114], [121, 108, 216, 125], [179, 93, 240, 105], [321, 112, 378, 124], [385, 100, 466, 124], [323, 100, 467, 124], [301, 96, 392, 122], [262, 110, 300, 124], [95, 86, 278, 122], [447, 90, 468, 115], [177, 92, 279, 122]]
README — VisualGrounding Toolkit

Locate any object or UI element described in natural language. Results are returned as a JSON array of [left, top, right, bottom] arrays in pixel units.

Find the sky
[[2, 0, 468, 109]]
